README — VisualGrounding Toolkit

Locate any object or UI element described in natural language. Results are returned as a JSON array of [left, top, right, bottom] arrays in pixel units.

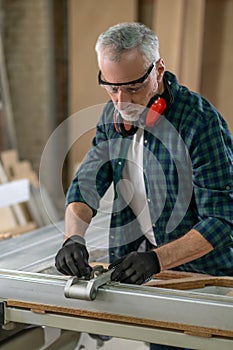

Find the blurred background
[[0, 0, 232, 222]]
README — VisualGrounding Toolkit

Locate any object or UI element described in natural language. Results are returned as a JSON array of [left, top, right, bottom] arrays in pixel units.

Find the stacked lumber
[[0, 149, 60, 239]]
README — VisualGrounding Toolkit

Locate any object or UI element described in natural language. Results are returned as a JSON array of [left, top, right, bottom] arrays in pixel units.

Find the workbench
[[0, 222, 232, 349]]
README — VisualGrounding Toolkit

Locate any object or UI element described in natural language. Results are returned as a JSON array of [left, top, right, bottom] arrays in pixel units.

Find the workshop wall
[[2, 0, 56, 171], [1, 0, 67, 214]]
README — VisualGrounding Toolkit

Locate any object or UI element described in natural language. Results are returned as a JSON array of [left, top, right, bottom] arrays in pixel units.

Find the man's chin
[[119, 112, 140, 122]]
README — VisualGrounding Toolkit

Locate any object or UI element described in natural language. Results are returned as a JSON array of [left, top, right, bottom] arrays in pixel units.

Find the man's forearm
[[155, 229, 214, 271], [64, 202, 93, 240]]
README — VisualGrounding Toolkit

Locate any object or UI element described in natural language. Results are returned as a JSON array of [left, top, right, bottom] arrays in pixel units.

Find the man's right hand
[[55, 235, 92, 278]]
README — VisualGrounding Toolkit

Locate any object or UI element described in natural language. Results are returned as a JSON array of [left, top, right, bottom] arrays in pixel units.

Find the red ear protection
[[114, 96, 167, 136], [146, 97, 167, 127]]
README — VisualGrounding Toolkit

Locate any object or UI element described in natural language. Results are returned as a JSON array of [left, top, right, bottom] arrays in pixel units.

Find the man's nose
[[116, 88, 132, 104]]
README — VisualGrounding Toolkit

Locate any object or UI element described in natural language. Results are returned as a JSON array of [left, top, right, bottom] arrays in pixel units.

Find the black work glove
[[55, 235, 92, 278], [109, 251, 160, 285]]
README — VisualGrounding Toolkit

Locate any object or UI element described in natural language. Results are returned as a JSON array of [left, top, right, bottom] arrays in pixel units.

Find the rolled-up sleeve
[[190, 111, 233, 248]]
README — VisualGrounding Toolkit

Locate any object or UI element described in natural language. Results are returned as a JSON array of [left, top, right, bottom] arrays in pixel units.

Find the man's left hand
[[109, 251, 160, 285]]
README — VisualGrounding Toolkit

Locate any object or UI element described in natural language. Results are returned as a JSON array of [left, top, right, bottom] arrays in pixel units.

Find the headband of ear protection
[[114, 76, 173, 137]]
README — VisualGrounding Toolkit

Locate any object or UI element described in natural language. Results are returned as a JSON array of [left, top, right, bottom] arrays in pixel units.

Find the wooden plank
[[0, 179, 29, 208], [0, 207, 17, 231], [11, 161, 39, 187], [0, 149, 18, 179], [68, 0, 137, 180], [0, 156, 23, 231], [146, 276, 233, 290], [153, 0, 206, 92], [0, 161, 28, 226], [200, 0, 233, 134], [152, 0, 185, 76], [1, 149, 38, 186], [6, 299, 233, 339], [0, 221, 36, 239], [180, 0, 206, 91], [0, 150, 49, 229], [148, 271, 233, 290], [153, 270, 207, 280]]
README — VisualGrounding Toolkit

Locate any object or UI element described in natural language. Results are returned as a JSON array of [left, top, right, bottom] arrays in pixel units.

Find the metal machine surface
[[0, 223, 233, 350]]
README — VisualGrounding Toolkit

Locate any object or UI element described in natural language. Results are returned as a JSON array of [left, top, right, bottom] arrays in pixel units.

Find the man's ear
[[156, 58, 165, 83]]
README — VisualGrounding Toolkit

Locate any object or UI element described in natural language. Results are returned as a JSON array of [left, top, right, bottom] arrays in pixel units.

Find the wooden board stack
[[0, 149, 60, 239]]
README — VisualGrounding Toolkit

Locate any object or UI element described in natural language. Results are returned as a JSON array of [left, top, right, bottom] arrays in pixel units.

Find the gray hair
[[95, 22, 160, 67]]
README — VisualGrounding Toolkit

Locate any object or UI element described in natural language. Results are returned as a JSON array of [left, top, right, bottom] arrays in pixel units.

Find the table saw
[[0, 222, 232, 349]]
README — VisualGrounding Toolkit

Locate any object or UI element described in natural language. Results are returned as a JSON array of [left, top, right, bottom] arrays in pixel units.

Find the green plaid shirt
[[67, 71, 233, 276]]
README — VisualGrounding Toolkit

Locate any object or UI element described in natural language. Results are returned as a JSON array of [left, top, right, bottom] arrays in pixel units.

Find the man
[[55, 23, 233, 350]]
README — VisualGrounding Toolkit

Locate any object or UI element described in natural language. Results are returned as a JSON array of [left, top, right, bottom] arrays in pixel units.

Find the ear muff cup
[[145, 97, 167, 127]]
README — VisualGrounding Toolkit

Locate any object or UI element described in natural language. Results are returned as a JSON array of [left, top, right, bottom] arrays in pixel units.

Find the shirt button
[[226, 185, 231, 190], [118, 161, 122, 165], [144, 140, 148, 144], [147, 198, 151, 202], [152, 223, 156, 228]]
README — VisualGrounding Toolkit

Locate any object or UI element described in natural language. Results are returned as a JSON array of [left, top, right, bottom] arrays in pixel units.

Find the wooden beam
[[153, 0, 206, 92], [68, 0, 137, 179], [152, 0, 185, 76], [180, 0, 206, 91]]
